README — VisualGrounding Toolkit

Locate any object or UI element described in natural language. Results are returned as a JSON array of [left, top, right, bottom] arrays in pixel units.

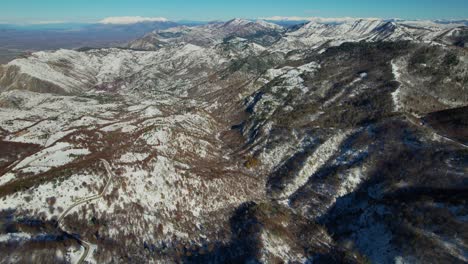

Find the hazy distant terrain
[[0, 48, 23, 64], [0, 21, 179, 63]]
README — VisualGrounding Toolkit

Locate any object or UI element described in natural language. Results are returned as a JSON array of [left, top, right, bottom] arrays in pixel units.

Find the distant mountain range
[[128, 18, 468, 51], [0, 21, 178, 47], [0, 18, 466, 58], [0, 21, 178, 63]]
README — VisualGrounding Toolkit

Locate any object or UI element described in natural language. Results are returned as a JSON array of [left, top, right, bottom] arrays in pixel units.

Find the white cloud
[[259, 16, 381, 23], [99, 16, 169, 24]]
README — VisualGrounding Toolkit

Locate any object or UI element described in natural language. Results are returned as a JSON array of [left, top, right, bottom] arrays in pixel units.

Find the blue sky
[[1, 0, 468, 23]]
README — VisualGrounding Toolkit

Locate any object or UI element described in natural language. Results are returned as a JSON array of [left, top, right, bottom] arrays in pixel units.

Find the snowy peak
[[223, 18, 252, 27], [254, 19, 283, 30], [129, 18, 285, 50], [295, 18, 386, 37], [129, 17, 466, 52], [274, 18, 465, 51], [220, 18, 283, 33], [222, 18, 283, 30], [346, 19, 386, 34]]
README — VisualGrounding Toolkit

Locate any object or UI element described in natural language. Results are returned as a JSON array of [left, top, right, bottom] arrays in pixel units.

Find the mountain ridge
[[0, 17, 467, 264]]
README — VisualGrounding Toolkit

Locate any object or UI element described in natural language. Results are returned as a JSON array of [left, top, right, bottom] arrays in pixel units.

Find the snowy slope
[[0, 44, 228, 94], [0, 17, 467, 264], [129, 18, 284, 49]]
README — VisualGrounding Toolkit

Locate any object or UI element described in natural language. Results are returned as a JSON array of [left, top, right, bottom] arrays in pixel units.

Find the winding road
[[57, 159, 115, 264], [405, 113, 468, 150]]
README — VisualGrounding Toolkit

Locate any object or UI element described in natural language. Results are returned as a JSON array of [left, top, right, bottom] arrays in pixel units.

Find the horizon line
[[1, 16, 467, 26]]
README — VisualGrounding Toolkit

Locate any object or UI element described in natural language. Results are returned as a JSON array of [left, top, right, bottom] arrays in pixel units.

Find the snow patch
[[391, 60, 403, 112], [280, 130, 352, 198]]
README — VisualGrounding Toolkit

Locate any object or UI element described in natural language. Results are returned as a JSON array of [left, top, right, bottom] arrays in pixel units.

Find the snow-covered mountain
[[273, 19, 466, 51], [0, 17, 467, 264], [128, 18, 466, 52], [0, 44, 227, 94], [129, 18, 284, 49]]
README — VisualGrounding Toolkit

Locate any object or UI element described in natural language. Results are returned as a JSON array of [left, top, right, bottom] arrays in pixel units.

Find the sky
[[1, 0, 468, 24]]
